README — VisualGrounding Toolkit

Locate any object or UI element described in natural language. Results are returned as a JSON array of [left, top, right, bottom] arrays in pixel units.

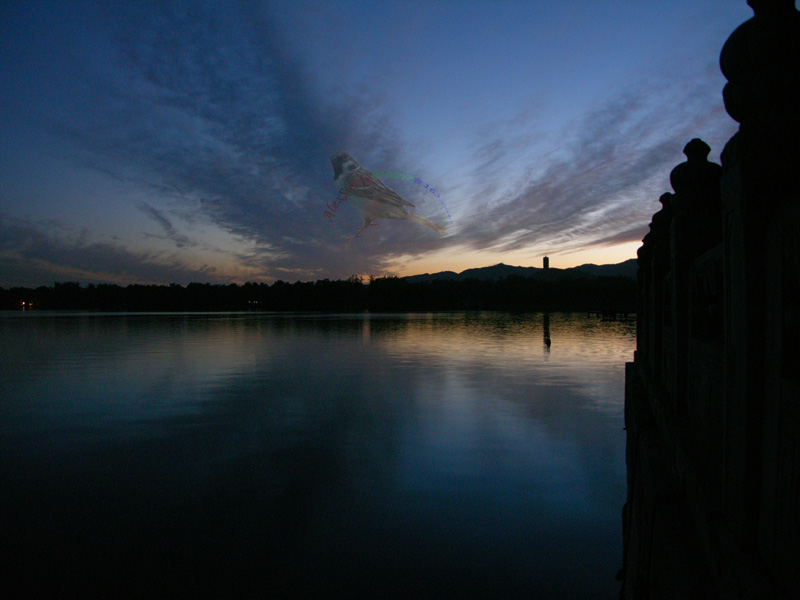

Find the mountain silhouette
[[403, 259, 637, 283]]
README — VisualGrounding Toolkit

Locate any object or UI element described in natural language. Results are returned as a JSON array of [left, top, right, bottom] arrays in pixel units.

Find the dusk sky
[[0, 1, 754, 287]]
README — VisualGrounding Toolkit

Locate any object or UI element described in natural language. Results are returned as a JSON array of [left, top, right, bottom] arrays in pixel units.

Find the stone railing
[[621, 1, 800, 597]]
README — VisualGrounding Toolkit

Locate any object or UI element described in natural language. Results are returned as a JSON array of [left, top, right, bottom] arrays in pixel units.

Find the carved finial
[[683, 138, 711, 162], [670, 138, 722, 195], [720, 0, 800, 123], [746, 0, 796, 17], [650, 193, 674, 233]]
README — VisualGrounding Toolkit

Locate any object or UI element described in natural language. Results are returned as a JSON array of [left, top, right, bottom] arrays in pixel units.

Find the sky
[[0, 0, 756, 287]]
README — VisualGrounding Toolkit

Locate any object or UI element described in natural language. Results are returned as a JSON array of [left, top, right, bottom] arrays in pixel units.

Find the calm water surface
[[1, 312, 635, 598]]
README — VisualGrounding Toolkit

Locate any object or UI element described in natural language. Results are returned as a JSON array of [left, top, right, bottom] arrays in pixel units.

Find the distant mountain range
[[403, 258, 638, 283]]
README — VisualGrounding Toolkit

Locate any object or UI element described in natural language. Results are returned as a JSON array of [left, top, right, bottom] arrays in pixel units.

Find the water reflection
[[544, 312, 552, 353], [0, 312, 634, 598]]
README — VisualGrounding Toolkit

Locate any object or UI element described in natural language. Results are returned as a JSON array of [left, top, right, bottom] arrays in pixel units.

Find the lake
[[0, 311, 635, 598]]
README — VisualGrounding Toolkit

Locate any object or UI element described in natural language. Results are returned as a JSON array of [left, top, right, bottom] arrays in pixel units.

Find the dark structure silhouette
[[623, 1, 800, 597]]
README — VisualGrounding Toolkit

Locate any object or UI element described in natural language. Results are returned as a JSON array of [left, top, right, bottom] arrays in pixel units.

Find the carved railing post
[[667, 138, 722, 418], [637, 192, 674, 394], [719, 0, 800, 586]]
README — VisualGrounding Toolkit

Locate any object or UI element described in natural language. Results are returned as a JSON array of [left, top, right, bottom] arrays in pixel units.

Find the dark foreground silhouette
[[622, 1, 800, 597]]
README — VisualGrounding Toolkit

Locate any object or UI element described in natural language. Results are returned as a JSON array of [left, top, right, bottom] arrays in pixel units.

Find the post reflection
[[543, 312, 552, 353]]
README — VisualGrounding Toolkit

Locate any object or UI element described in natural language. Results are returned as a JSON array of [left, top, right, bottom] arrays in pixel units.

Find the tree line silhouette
[[0, 273, 635, 312]]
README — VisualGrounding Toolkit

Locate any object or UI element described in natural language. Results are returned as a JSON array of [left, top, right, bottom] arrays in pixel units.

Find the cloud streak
[[454, 67, 735, 256], [138, 203, 197, 249], [0, 214, 222, 287]]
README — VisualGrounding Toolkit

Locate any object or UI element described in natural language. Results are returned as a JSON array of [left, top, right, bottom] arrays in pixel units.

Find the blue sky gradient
[[0, 1, 756, 286]]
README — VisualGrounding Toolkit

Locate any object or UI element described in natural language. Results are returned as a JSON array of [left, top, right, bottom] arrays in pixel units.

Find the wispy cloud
[[138, 203, 197, 249], [452, 62, 735, 256], [0, 214, 221, 287]]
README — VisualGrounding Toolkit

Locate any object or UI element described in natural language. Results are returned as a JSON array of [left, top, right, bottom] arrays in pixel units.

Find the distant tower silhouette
[[543, 256, 549, 270]]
